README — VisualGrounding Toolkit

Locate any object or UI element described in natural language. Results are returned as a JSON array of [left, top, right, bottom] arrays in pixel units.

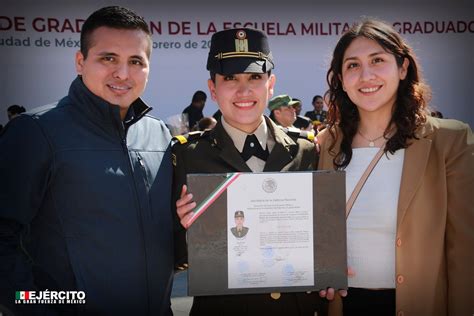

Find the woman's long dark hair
[[325, 18, 430, 169]]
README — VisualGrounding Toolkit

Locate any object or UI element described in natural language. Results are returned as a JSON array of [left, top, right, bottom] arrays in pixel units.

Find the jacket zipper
[[120, 130, 151, 315], [136, 152, 150, 190]]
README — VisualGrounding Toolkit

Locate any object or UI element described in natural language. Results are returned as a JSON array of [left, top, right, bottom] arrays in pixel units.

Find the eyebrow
[[343, 50, 388, 63], [130, 55, 146, 61], [96, 51, 118, 57], [96, 52, 146, 61]]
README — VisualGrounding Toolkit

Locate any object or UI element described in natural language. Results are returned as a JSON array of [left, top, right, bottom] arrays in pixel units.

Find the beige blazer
[[318, 116, 474, 316]]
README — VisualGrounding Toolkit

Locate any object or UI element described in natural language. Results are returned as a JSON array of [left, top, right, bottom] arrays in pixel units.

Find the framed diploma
[[186, 171, 347, 296]]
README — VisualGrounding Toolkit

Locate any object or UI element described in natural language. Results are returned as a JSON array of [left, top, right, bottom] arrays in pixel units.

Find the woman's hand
[[314, 135, 321, 153], [176, 184, 196, 228], [318, 267, 355, 300]]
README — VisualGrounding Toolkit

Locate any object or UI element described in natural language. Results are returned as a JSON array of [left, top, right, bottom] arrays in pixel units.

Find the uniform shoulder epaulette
[[281, 127, 315, 142], [172, 129, 211, 145]]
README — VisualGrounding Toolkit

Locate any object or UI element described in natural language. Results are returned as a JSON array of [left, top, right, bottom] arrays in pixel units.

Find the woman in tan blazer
[[318, 19, 473, 316]]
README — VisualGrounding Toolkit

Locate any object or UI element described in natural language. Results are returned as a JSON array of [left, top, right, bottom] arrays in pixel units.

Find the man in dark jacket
[[0, 6, 174, 315], [172, 28, 328, 316], [182, 90, 207, 130]]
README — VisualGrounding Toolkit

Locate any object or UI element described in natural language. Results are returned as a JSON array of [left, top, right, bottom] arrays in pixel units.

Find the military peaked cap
[[207, 28, 274, 75]]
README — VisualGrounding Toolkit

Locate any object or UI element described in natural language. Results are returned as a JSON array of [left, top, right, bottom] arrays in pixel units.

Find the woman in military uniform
[[173, 28, 331, 316]]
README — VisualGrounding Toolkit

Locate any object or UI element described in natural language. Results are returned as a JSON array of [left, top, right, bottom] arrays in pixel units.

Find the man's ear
[[75, 50, 85, 75]]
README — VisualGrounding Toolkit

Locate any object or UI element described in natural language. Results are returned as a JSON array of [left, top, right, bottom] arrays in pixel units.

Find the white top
[[221, 117, 275, 172], [345, 147, 405, 288]]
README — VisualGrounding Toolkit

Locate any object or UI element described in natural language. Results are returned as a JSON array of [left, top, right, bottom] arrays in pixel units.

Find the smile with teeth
[[234, 101, 255, 108], [108, 84, 131, 91], [359, 86, 382, 93]]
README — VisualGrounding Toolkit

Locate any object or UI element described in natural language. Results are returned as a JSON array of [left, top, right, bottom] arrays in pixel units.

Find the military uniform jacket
[[305, 110, 327, 123], [230, 226, 249, 238], [172, 117, 327, 316]]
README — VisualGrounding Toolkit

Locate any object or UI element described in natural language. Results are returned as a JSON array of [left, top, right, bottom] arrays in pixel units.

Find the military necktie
[[240, 134, 269, 161]]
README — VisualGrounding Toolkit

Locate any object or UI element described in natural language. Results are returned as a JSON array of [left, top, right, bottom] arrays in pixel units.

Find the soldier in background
[[291, 98, 313, 131], [268, 94, 298, 128], [304, 95, 327, 131]]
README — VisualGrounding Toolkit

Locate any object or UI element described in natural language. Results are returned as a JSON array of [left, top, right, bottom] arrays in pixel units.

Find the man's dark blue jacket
[[0, 77, 174, 315]]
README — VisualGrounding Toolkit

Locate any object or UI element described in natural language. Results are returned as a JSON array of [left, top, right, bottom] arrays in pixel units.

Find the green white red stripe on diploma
[[184, 173, 241, 228]]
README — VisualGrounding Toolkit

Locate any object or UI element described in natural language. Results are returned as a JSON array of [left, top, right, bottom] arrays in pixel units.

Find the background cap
[[268, 94, 294, 111], [207, 28, 274, 75], [289, 98, 301, 107]]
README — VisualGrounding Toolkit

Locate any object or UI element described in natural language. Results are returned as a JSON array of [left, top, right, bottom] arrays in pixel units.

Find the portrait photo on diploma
[[227, 173, 314, 290]]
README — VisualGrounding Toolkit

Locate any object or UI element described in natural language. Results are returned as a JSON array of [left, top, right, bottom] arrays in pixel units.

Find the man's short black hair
[[312, 95, 323, 103], [7, 105, 26, 115], [192, 90, 207, 103], [80, 6, 151, 59]]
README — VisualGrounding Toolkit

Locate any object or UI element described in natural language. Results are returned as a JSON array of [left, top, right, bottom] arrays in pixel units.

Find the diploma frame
[[186, 170, 347, 296]]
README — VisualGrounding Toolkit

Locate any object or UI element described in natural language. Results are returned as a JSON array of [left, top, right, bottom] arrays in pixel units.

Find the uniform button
[[397, 310, 404, 316], [306, 291, 312, 294], [397, 275, 404, 284], [250, 142, 255, 148], [270, 292, 281, 300], [396, 238, 402, 247]]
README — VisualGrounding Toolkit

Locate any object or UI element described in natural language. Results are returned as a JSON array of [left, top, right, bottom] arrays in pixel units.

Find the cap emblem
[[235, 29, 248, 52]]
